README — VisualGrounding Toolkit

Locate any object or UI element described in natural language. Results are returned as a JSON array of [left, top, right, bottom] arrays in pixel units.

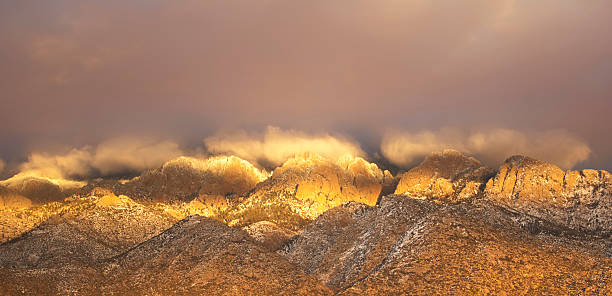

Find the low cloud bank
[[91, 138, 183, 175], [0, 127, 594, 190], [204, 126, 365, 167], [1, 138, 185, 189], [381, 128, 591, 169]]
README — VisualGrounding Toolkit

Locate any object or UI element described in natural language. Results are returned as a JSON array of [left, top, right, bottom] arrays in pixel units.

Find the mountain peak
[[395, 150, 493, 201], [485, 155, 612, 235]]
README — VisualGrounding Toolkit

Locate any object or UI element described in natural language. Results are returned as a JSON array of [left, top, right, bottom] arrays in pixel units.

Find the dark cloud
[[1, 1, 611, 170]]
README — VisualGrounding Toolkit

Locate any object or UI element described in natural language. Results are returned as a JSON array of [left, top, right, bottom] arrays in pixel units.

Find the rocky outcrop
[[101, 215, 331, 295], [221, 153, 394, 230], [285, 196, 612, 294], [395, 150, 494, 202], [243, 221, 297, 251], [485, 155, 612, 236], [260, 153, 391, 209], [118, 156, 268, 203]]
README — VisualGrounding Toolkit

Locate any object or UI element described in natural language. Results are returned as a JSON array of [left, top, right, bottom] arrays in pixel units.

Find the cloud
[[381, 128, 591, 169], [91, 138, 184, 175], [204, 126, 365, 166], [0, 158, 4, 173], [18, 148, 93, 179], [0, 148, 91, 190], [0, 138, 185, 189]]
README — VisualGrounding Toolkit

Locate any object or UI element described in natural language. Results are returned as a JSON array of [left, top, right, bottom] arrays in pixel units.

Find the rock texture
[[243, 220, 297, 251], [0, 193, 177, 267], [285, 196, 612, 295], [395, 149, 494, 202], [485, 155, 612, 236], [102, 216, 330, 295], [221, 154, 394, 231], [0, 192, 179, 295]]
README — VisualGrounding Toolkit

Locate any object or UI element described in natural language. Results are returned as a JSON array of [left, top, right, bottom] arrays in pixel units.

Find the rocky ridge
[[101, 215, 330, 295], [485, 155, 612, 236], [285, 196, 611, 294], [1, 151, 612, 294], [394, 149, 494, 202], [118, 155, 269, 203], [219, 153, 395, 230]]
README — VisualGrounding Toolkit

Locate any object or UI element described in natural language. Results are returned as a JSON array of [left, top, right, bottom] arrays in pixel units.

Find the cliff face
[[285, 196, 611, 295], [485, 155, 612, 235], [260, 153, 391, 209], [395, 150, 494, 202], [221, 153, 394, 230]]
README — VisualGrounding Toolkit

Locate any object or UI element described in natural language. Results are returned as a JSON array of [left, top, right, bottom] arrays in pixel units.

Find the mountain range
[[0, 150, 610, 295]]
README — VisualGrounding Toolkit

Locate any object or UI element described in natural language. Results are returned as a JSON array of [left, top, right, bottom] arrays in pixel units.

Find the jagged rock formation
[[395, 150, 494, 202], [243, 221, 297, 251], [222, 153, 394, 231], [285, 196, 612, 294], [100, 215, 330, 295], [118, 156, 268, 203], [485, 155, 612, 236]]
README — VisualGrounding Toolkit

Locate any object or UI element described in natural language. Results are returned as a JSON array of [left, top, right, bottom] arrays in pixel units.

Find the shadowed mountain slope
[[285, 196, 611, 295], [101, 215, 330, 295]]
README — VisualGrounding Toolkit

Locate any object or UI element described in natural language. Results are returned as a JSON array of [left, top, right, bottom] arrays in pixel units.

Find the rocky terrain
[[285, 196, 611, 295], [101, 216, 330, 295], [0, 151, 611, 295], [394, 149, 494, 202], [219, 153, 394, 231], [485, 155, 612, 236], [117, 155, 269, 203]]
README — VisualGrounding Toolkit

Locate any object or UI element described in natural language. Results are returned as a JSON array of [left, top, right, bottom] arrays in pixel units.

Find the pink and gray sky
[[1, 1, 611, 173]]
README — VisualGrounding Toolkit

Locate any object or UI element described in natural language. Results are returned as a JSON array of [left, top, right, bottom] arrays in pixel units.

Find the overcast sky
[[1, 1, 611, 171]]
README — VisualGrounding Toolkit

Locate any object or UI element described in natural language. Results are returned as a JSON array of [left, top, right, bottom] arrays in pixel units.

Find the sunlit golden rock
[[395, 149, 494, 202], [232, 153, 394, 226], [96, 193, 131, 208], [485, 155, 612, 234]]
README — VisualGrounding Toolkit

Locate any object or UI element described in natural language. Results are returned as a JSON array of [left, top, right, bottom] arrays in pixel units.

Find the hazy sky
[[1, 1, 611, 171]]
